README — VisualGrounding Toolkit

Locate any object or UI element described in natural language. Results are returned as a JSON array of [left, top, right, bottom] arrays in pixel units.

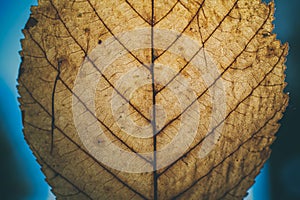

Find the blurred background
[[0, 0, 298, 199]]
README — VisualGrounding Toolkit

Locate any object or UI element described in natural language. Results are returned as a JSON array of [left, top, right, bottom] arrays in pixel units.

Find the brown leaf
[[18, 0, 288, 199]]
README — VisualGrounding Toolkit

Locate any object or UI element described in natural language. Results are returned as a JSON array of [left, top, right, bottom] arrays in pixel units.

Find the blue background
[[0, 0, 298, 199]]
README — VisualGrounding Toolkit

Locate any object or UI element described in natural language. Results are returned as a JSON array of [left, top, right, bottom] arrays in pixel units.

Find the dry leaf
[[18, 0, 288, 199]]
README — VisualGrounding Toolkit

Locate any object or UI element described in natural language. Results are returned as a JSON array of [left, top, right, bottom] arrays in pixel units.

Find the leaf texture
[[18, 0, 288, 199]]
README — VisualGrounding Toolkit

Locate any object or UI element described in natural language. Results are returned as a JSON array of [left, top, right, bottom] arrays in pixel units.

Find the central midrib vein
[[151, 0, 158, 199]]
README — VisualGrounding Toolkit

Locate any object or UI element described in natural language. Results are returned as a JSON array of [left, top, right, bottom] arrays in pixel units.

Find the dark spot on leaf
[[104, 186, 111, 192], [267, 46, 276, 57], [260, 148, 269, 159], [268, 47, 275, 52], [262, 32, 271, 38], [84, 28, 90, 33], [24, 17, 38, 30]]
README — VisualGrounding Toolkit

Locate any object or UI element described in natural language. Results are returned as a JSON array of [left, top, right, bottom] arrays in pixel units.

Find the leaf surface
[[18, 0, 288, 199]]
